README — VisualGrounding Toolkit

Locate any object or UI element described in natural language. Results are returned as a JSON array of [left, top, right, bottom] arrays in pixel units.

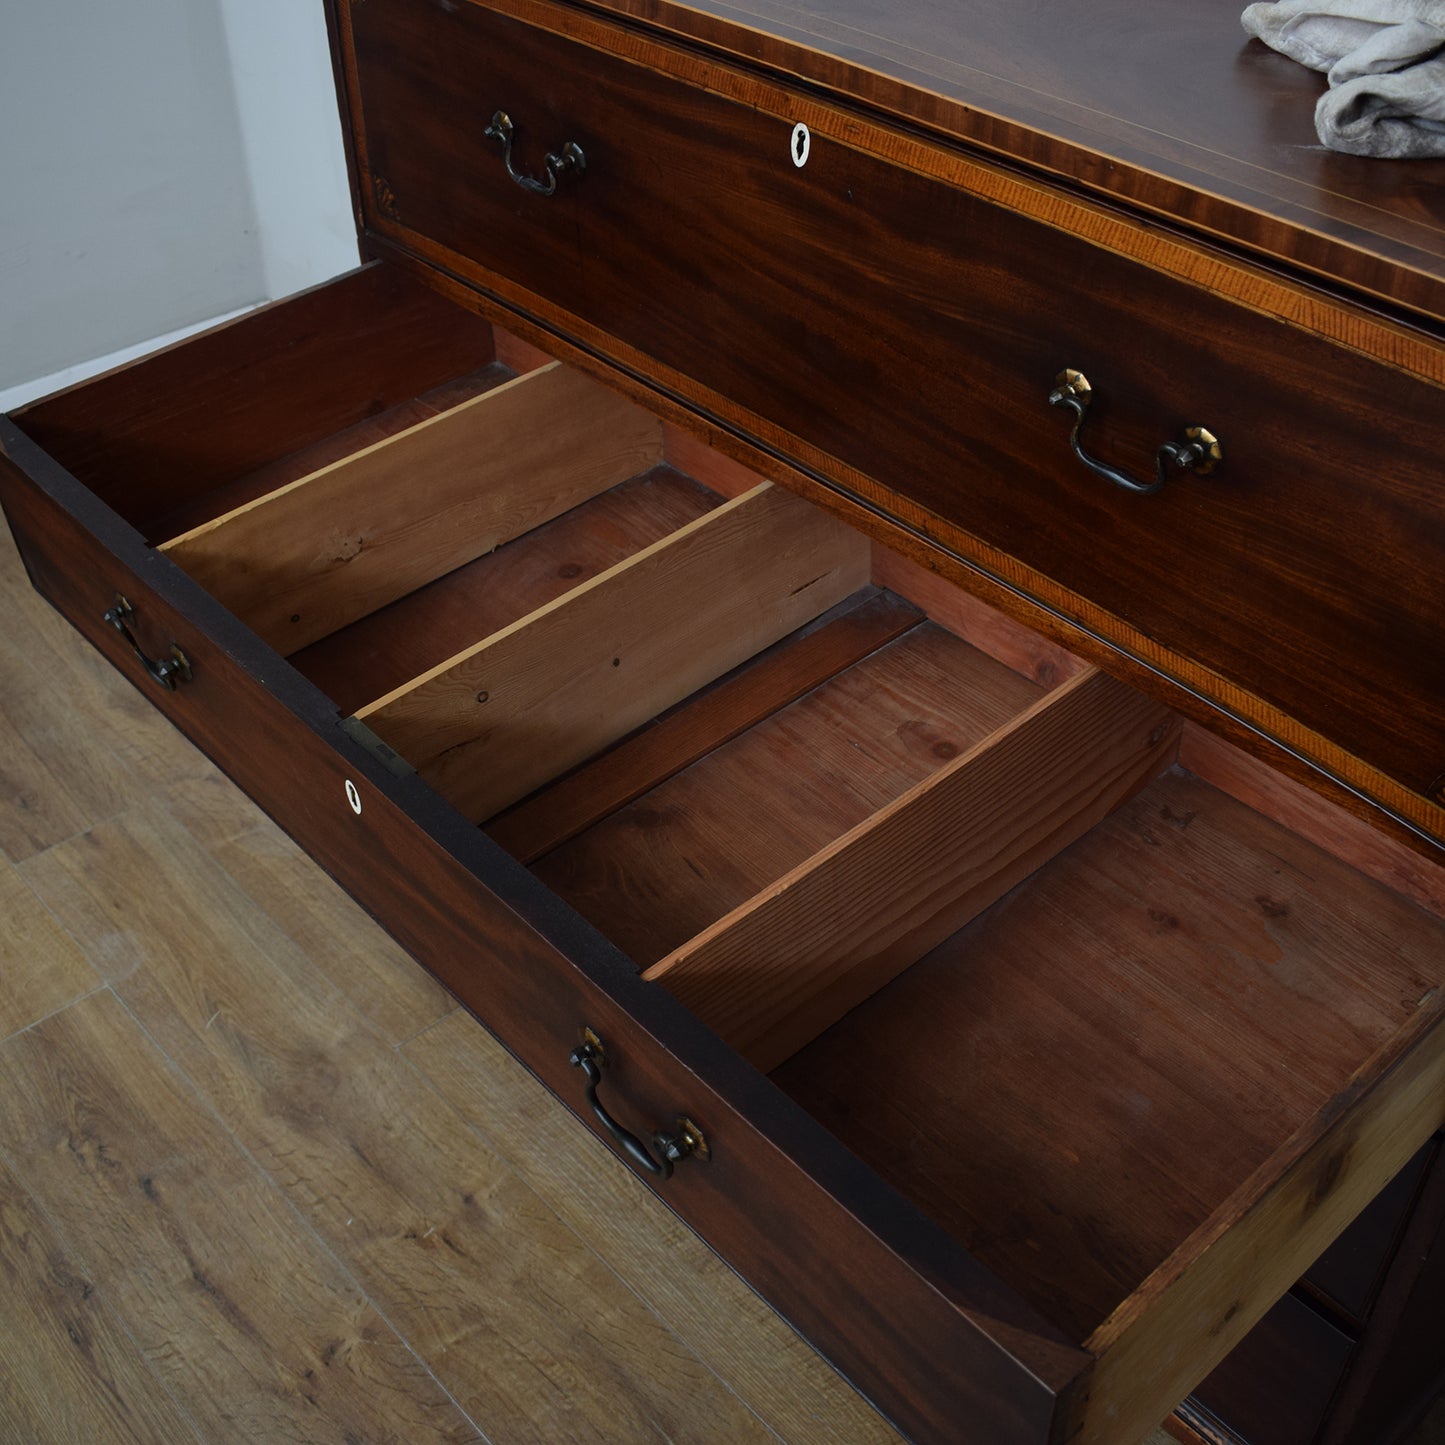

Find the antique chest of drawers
[[3, 2, 1444, 1441]]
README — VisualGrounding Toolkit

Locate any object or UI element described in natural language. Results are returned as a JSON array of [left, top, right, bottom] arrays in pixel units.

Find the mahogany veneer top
[[605, 0, 1445, 319]]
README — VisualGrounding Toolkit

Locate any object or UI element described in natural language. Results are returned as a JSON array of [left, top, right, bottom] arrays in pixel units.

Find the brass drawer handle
[[102, 595, 193, 690], [484, 110, 586, 197], [569, 1028, 708, 1179], [1048, 369, 1222, 496]]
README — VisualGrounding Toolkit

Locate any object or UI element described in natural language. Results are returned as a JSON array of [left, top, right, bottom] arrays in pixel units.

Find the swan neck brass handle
[[1048, 369, 1222, 497], [102, 596, 193, 690], [569, 1029, 708, 1180], [484, 110, 586, 197]]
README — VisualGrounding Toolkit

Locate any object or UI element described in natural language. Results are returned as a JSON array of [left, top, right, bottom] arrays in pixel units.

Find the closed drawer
[[339, 0, 1445, 846], [1184, 1290, 1356, 1445], [5, 263, 1445, 1445], [1178, 1134, 1445, 1443], [1304, 1134, 1438, 1326]]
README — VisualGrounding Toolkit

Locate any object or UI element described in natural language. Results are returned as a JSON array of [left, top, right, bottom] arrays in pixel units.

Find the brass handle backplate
[[569, 1028, 708, 1180], [102, 595, 193, 690], [1048, 369, 1222, 496], [484, 110, 586, 197]]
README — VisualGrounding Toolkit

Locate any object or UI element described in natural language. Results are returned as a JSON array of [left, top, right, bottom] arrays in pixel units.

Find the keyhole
[[345, 779, 362, 816], [790, 122, 811, 168]]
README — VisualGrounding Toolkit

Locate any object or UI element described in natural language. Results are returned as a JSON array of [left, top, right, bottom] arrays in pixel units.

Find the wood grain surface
[[488, 586, 924, 863], [6, 393, 1443, 1439], [6, 482, 1433, 1442], [148, 364, 517, 546], [290, 464, 722, 716], [1, 416, 1089, 1444], [513, 0, 1445, 320], [648, 669, 1178, 1070], [0, 1152, 203, 1445], [370, 240, 1445, 862], [3, 0, 1443, 1431], [534, 619, 1044, 966], [0, 989, 488, 1444], [776, 769, 1445, 1347], [359, 481, 872, 819], [163, 362, 663, 653]]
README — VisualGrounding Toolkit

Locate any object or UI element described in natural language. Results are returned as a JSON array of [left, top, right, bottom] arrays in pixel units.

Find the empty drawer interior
[[18, 264, 1445, 1444]]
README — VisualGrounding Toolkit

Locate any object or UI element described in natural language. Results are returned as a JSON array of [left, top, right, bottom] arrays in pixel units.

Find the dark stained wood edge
[[321, 0, 370, 249], [554, 0, 1445, 327], [1164, 1407, 1230, 1445], [488, 588, 924, 863], [361, 234, 1445, 867], [0, 416, 1092, 1445]]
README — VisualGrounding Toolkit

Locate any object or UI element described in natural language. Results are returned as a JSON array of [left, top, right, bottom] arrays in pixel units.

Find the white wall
[[0, 0, 356, 408], [216, 0, 357, 300]]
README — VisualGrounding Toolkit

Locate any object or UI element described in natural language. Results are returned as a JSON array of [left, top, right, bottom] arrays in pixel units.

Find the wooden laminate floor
[[0, 509, 1230, 1444]]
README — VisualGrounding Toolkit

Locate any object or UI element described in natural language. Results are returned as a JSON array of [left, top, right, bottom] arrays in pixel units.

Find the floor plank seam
[[0, 1128, 210, 1445], [0, 982, 110, 1050], [100, 983, 499, 1445], [389, 1004, 465, 1052]]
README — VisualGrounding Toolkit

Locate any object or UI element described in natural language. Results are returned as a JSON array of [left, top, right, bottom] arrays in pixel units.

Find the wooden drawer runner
[[339, 0, 1445, 844], [5, 264, 1445, 1445]]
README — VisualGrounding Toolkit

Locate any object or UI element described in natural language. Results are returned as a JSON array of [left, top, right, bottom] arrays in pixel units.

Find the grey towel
[[1241, 0, 1445, 156], [1322, 52, 1445, 154]]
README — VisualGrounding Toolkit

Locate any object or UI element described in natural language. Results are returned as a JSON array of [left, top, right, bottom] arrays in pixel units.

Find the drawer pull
[[102, 595, 193, 690], [569, 1028, 709, 1179], [483, 110, 586, 197], [1048, 369, 1222, 496]]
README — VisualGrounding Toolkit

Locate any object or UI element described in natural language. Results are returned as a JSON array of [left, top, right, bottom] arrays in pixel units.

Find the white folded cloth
[[1241, 0, 1445, 156]]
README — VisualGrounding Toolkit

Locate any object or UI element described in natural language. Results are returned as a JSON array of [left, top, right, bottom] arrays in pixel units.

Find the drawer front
[[0, 422, 1087, 1445], [343, 0, 1445, 841], [1304, 1134, 1437, 1325]]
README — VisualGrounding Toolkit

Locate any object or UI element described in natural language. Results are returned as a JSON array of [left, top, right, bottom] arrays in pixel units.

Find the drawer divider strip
[[355, 481, 872, 821], [487, 587, 925, 863], [644, 668, 1180, 1071]]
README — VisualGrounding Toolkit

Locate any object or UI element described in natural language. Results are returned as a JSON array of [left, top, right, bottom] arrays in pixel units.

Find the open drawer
[[3, 264, 1445, 1445]]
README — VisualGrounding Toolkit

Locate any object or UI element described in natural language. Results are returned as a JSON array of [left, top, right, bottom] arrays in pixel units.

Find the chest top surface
[[590, 0, 1445, 322]]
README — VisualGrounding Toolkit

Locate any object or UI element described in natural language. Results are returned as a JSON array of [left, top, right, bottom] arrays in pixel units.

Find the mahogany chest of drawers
[[3, 2, 1443, 1440]]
